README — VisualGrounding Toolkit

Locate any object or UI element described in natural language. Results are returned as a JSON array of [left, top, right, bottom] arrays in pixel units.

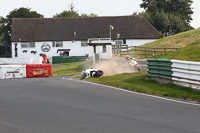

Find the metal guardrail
[[147, 59, 173, 80], [147, 59, 200, 90], [171, 60, 200, 89]]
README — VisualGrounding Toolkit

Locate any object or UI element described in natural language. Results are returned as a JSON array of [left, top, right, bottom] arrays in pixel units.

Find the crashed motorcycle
[[81, 68, 104, 79]]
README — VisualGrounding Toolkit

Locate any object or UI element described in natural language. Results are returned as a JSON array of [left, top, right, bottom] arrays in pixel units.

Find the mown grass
[[52, 62, 85, 77], [85, 72, 200, 102]]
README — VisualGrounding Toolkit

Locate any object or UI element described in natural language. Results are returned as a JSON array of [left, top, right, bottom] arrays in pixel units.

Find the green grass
[[52, 62, 86, 77], [85, 72, 200, 102], [143, 29, 200, 48], [154, 40, 200, 62]]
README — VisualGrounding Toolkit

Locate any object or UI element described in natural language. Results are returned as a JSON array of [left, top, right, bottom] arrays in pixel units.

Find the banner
[[26, 64, 53, 78], [0, 65, 26, 79]]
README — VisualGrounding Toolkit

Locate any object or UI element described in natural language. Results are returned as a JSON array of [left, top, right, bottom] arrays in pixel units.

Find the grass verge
[[52, 62, 85, 77], [85, 72, 200, 103]]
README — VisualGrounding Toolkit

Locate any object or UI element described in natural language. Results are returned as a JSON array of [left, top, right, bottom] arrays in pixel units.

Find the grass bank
[[129, 29, 200, 61], [154, 40, 200, 62], [85, 72, 200, 103], [143, 29, 200, 48]]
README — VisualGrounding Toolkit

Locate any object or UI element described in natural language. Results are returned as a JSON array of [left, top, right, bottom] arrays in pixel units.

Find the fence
[[52, 55, 88, 64], [148, 59, 200, 90], [116, 45, 179, 57]]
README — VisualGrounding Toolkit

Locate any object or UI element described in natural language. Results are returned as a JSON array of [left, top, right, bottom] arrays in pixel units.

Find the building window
[[52, 42, 56, 47], [29, 42, 35, 48], [52, 41, 63, 47], [21, 42, 35, 48], [81, 41, 88, 47], [103, 45, 106, 53], [21, 43, 28, 48], [123, 39, 126, 44]]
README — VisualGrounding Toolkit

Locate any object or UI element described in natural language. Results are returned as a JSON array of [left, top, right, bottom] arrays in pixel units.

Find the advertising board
[[0, 65, 26, 79], [26, 64, 53, 78]]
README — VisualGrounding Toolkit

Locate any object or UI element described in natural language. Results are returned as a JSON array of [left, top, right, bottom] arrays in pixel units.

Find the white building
[[11, 16, 159, 59]]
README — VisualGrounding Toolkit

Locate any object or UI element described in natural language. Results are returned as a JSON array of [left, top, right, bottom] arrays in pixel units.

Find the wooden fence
[[113, 45, 179, 57]]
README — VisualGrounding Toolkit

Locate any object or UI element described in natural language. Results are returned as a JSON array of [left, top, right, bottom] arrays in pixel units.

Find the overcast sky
[[0, 0, 199, 28]]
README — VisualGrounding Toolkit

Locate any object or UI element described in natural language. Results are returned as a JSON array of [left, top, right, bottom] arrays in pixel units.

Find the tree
[[53, 10, 79, 18], [53, 2, 79, 18], [53, 2, 98, 18], [139, 0, 194, 34], [0, 8, 43, 46], [153, 10, 169, 33]]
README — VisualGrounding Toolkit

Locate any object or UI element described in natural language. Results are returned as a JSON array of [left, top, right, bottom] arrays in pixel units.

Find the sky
[[0, 0, 199, 28]]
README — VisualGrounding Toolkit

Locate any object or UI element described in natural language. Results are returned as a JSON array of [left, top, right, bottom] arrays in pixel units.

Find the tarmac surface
[[0, 77, 200, 133]]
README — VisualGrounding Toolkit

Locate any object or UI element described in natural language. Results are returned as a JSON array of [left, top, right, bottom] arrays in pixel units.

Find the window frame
[[52, 41, 63, 48], [81, 41, 88, 47], [21, 42, 35, 48]]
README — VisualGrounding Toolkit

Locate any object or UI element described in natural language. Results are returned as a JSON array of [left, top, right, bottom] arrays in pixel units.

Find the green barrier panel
[[148, 70, 173, 76], [148, 74, 172, 80], [148, 59, 171, 62], [147, 58, 173, 80], [148, 66, 171, 71], [52, 55, 88, 64], [148, 62, 172, 67]]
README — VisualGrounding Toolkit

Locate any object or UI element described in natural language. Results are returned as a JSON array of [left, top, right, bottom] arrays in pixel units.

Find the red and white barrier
[[0, 64, 52, 79]]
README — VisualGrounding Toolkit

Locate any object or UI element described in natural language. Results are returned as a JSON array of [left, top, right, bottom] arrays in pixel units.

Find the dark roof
[[11, 16, 159, 42]]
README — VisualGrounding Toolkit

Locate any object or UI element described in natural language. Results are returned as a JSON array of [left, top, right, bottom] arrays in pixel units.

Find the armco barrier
[[0, 65, 26, 79], [147, 59, 200, 90], [171, 60, 200, 89], [147, 59, 172, 80], [26, 64, 53, 78]]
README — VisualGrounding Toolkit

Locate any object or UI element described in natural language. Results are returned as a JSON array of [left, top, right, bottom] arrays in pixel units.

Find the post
[[109, 25, 114, 41], [145, 47, 147, 57], [116, 33, 120, 56], [93, 45, 96, 54], [119, 34, 121, 56], [93, 45, 97, 64]]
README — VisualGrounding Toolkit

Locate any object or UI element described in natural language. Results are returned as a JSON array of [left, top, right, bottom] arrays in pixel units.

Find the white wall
[[11, 39, 156, 60], [126, 39, 157, 47], [12, 41, 89, 59], [12, 41, 112, 60], [89, 45, 112, 60], [0, 58, 42, 64]]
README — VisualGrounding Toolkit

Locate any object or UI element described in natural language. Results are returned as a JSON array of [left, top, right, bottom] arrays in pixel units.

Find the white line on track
[[62, 77, 200, 107]]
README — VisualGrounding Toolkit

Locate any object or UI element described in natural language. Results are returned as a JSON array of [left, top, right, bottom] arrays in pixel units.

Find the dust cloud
[[93, 57, 137, 76]]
